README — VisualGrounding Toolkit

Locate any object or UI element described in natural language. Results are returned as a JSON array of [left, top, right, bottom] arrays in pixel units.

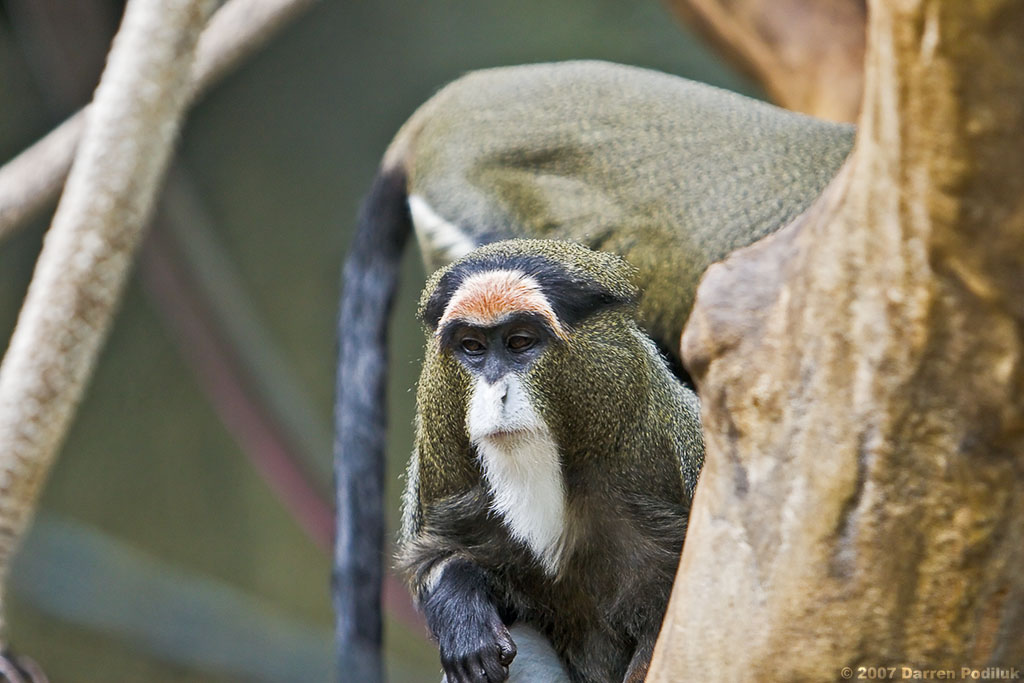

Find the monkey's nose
[[499, 385, 509, 403]]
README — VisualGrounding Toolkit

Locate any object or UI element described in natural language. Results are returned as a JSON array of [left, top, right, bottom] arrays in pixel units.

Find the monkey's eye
[[506, 333, 537, 353], [460, 337, 486, 355]]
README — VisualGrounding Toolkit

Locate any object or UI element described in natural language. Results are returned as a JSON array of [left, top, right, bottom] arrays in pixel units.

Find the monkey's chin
[[477, 428, 536, 447]]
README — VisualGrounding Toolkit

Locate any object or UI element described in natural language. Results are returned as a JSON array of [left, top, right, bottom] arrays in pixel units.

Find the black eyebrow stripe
[[422, 254, 633, 331], [437, 312, 560, 351]]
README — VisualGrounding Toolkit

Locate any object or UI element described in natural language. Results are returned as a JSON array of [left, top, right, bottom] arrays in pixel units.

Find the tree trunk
[[0, 0, 214, 642], [650, 0, 1024, 678], [663, 0, 865, 122]]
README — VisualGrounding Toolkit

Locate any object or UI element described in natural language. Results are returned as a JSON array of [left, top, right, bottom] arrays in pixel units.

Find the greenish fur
[[399, 240, 704, 682], [399, 60, 855, 352], [382, 61, 853, 680]]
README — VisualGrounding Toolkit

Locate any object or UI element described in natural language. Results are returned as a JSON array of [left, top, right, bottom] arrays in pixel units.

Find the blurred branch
[[140, 221, 335, 548], [0, 0, 318, 243], [0, 0, 216, 643], [142, 211, 424, 631], [141, 212, 423, 626], [11, 514, 334, 682], [663, 0, 865, 122], [7, 0, 332, 549], [156, 168, 334, 487], [6, 0, 424, 641], [0, 115, 83, 244]]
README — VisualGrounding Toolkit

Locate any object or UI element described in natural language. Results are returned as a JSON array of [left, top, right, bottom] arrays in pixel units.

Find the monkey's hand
[[421, 559, 517, 683], [437, 606, 516, 683]]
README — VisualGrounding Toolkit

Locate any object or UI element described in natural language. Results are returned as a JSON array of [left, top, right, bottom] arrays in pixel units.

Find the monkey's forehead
[[436, 270, 567, 339], [418, 239, 638, 330]]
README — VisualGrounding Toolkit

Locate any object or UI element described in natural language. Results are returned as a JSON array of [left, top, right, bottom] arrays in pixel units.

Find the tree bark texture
[[0, 0, 215, 639], [649, 0, 1024, 678], [663, 0, 865, 122]]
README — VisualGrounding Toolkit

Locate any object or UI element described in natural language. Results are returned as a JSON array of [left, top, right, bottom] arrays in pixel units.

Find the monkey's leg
[[422, 558, 517, 683]]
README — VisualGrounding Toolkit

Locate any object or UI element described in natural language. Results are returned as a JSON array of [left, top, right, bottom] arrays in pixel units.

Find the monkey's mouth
[[481, 428, 534, 444]]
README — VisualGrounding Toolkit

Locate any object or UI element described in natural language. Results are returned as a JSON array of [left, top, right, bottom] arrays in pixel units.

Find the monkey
[[399, 238, 704, 683], [333, 59, 856, 678]]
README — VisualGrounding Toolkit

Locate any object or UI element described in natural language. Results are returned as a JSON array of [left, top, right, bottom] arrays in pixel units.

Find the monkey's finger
[[468, 653, 500, 683], [480, 649, 509, 682], [496, 632, 517, 666], [456, 656, 480, 683], [440, 654, 465, 683]]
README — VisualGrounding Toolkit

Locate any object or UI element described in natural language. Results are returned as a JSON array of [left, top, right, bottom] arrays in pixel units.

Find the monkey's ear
[[420, 291, 446, 331], [419, 270, 460, 331]]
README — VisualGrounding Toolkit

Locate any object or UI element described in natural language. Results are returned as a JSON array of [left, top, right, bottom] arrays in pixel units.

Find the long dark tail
[[333, 167, 411, 682]]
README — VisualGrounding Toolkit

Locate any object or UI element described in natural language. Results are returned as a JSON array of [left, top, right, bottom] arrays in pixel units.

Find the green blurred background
[[0, 1, 750, 680]]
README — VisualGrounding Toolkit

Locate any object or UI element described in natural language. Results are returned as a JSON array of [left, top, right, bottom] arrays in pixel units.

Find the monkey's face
[[445, 316, 552, 445], [428, 265, 563, 444], [419, 239, 642, 450]]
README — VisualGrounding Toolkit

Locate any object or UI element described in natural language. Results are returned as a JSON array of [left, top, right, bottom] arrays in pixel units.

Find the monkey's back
[[394, 60, 855, 350]]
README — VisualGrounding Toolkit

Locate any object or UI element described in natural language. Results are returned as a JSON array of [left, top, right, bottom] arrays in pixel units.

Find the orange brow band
[[437, 270, 567, 340]]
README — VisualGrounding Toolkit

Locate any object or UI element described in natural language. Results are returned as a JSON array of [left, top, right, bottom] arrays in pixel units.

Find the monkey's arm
[[400, 519, 517, 683], [419, 557, 517, 683], [400, 435, 517, 683]]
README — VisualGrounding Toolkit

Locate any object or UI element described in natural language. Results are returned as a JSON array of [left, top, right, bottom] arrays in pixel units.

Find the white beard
[[467, 375, 567, 575]]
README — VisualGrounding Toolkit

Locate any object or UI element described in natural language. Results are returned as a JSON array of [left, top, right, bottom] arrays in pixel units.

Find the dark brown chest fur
[[482, 491, 688, 683]]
